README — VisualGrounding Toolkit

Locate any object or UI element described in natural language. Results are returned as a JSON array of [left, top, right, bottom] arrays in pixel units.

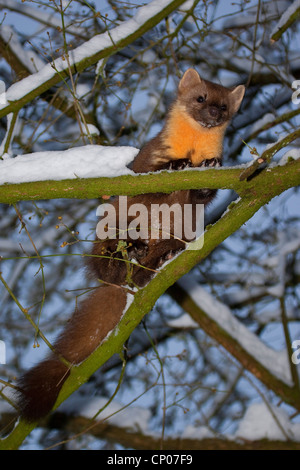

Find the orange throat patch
[[164, 105, 227, 165]]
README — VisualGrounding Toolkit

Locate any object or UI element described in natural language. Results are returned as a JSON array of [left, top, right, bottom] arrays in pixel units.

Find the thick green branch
[[0, 158, 299, 204], [1, 159, 299, 449], [54, 160, 300, 410]]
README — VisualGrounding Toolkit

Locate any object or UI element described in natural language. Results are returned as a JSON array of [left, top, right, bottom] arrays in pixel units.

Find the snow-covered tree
[[0, 0, 299, 450]]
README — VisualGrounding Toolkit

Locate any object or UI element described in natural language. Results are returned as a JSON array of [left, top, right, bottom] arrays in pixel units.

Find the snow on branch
[[178, 274, 292, 386], [0, 0, 87, 39], [271, 0, 300, 41], [0, 0, 186, 119], [0, 149, 298, 205], [223, 1, 291, 29], [0, 145, 137, 185]]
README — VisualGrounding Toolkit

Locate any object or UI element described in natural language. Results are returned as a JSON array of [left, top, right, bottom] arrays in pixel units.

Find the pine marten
[[89, 69, 245, 286], [16, 69, 245, 422]]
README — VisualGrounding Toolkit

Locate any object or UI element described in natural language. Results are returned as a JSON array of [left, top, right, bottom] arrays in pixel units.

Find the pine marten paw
[[199, 157, 222, 168], [127, 240, 149, 260], [168, 158, 193, 171]]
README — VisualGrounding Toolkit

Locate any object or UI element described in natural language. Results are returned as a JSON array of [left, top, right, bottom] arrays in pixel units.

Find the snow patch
[[270, 0, 300, 39], [178, 274, 292, 385], [0, 145, 138, 185], [167, 313, 199, 329], [235, 402, 300, 441], [61, 395, 151, 431]]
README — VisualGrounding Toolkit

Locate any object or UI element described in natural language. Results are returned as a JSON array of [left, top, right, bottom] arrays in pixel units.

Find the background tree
[[0, 0, 299, 450]]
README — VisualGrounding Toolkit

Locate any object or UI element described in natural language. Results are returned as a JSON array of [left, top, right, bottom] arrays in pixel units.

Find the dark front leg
[[192, 157, 222, 204]]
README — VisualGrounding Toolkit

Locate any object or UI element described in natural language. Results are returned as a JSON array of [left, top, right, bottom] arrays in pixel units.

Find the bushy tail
[[16, 358, 70, 422], [16, 285, 127, 422]]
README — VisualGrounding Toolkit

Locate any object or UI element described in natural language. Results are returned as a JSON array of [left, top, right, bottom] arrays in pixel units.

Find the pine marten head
[[177, 68, 245, 129], [131, 68, 245, 171]]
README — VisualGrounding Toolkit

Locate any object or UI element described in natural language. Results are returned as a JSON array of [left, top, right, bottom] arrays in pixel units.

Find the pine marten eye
[[197, 96, 205, 103], [221, 104, 227, 111]]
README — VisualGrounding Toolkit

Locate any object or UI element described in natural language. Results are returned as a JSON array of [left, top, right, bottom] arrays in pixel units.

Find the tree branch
[[2, 411, 300, 450], [168, 281, 300, 411], [270, 1, 300, 42], [1, 158, 299, 449], [0, 157, 299, 204], [239, 128, 300, 181], [0, 0, 187, 119]]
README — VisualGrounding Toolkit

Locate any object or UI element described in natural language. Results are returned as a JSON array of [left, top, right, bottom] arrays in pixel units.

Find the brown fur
[[90, 70, 244, 287], [132, 69, 244, 172], [16, 69, 244, 421], [16, 286, 127, 422]]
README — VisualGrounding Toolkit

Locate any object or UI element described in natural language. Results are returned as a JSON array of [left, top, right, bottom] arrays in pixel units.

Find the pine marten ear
[[230, 85, 245, 113], [179, 68, 202, 93]]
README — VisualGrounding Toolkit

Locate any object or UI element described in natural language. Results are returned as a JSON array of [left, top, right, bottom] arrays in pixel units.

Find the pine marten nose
[[208, 106, 220, 118]]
